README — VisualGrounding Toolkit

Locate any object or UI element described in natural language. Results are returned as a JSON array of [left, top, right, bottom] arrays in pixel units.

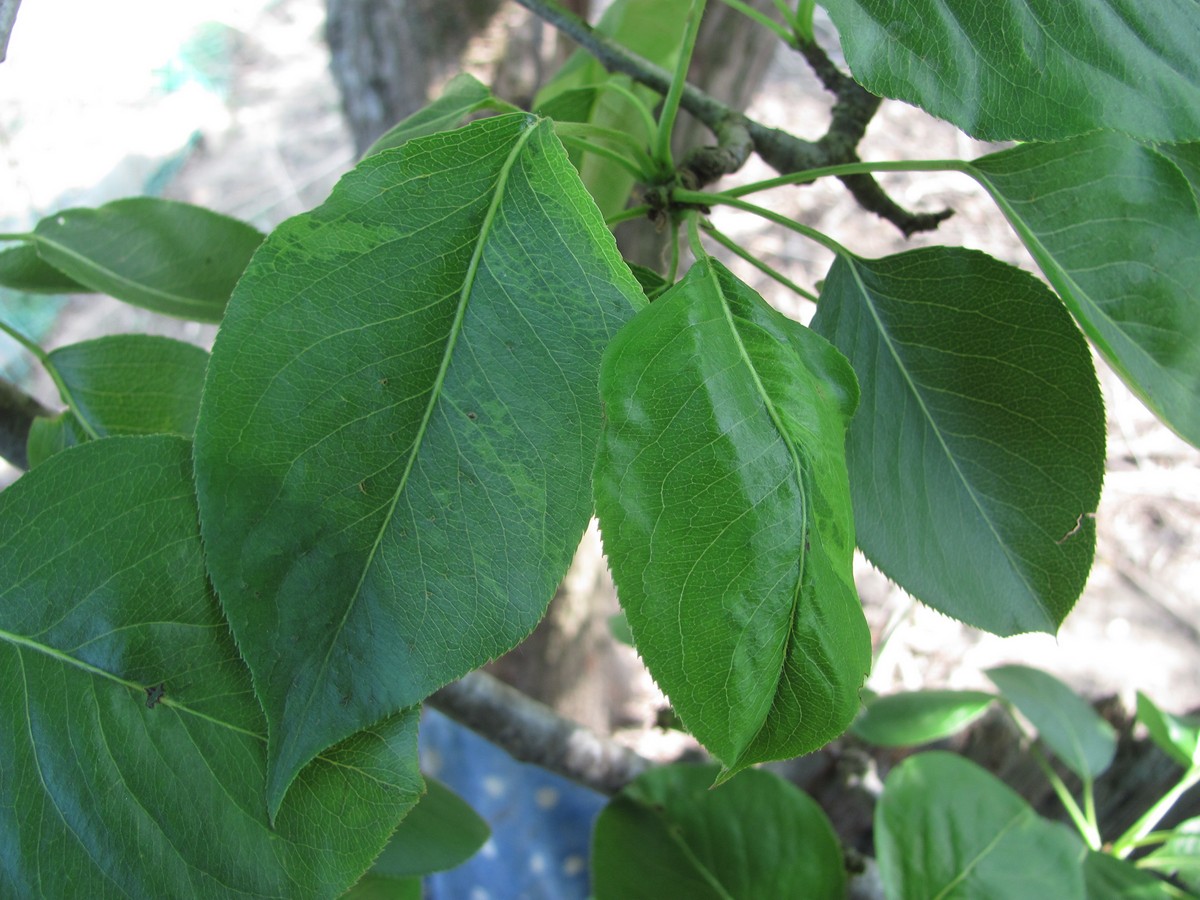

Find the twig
[[428, 670, 654, 795], [0, 377, 50, 470], [0, 0, 20, 62], [512, 0, 947, 235]]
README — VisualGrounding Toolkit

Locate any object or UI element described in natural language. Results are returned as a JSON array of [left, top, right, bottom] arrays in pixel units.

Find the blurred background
[[2, 0, 1197, 893]]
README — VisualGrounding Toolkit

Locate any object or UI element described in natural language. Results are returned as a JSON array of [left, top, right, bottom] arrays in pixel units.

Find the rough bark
[[325, 0, 501, 155]]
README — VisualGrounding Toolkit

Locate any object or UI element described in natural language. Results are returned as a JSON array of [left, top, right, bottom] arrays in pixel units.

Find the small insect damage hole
[[145, 683, 166, 709], [1056, 512, 1096, 545]]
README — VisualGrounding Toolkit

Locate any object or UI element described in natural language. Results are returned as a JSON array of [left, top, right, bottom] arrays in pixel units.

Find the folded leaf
[[592, 764, 845, 900], [0, 436, 422, 899], [194, 113, 643, 817], [876, 753, 1087, 899], [31, 198, 264, 322], [969, 133, 1200, 448], [822, 0, 1200, 142], [594, 258, 869, 775], [812, 247, 1105, 635], [25, 410, 86, 468], [0, 244, 92, 294]]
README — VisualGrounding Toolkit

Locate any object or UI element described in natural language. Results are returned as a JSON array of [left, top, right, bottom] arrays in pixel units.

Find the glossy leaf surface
[[595, 258, 870, 775], [592, 764, 845, 900], [365, 73, 499, 157], [812, 247, 1104, 636], [0, 436, 422, 899], [49, 334, 209, 438], [368, 778, 490, 877], [853, 690, 994, 747], [969, 133, 1200, 448], [30, 198, 263, 322], [987, 665, 1116, 779], [876, 752, 1086, 900], [821, 0, 1200, 142], [342, 876, 423, 899], [0, 244, 91, 294], [194, 113, 643, 816], [1136, 693, 1200, 768]]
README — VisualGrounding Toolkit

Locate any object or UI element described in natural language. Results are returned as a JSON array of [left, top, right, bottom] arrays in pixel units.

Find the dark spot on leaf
[[467, 411, 477, 420], [379, 378, 389, 386], [145, 683, 166, 709]]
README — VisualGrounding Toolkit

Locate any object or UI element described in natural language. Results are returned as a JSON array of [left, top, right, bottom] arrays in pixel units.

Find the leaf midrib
[[285, 117, 542, 769], [844, 257, 1048, 623], [703, 260, 809, 756], [33, 235, 215, 315]]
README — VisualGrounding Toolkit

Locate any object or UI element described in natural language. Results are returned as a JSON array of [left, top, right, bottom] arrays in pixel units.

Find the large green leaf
[[811, 247, 1105, 636], [969, 133, 1200, 448], [364, 73, 502, 158], [194, 113, 643, 817], [987, 665, 1116, 780], [0, 436, 422, 898], [29, 197, 264, 322], [592, 764, 845, 900], [853, 690, 995, 747], [821, 0, 1200, 142], [594, 257, 870, 776], [0, 244, 91, 294], [876, 752, 1087, 899]]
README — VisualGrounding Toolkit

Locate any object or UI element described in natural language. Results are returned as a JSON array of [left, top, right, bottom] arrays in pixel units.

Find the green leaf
[[608, 611, 636, 647], [0, 436, 422, 899], [0, 243, 92, 294], [1136, 693, 1200, 769], [1157, 143, 1200, 205], [25, 410, 86, 468], [876, 752, 1087, 900], [194, 113, 643, 817], [30, 197, 264, 322], [369, 778, 489, 878], [1143, 817, 1200, 893], [987, 665, 1117, 779], [821, 0, 1200, 142], [811, 247, 1105, 636], [594, 257, 870, 775], [1084, 851, 1175, 899], [853, 690, 995, 747], [365, 73, 499, 157], [626, 261, 671, 301], [592, 764, 846, 900], [48, 334, 209, 438], [341, 876, 423, 900], [968, 133, 1200, 449]]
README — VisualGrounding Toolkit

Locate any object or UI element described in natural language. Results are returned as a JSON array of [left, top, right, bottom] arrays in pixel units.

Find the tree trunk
[[325, 0, 501, 155]]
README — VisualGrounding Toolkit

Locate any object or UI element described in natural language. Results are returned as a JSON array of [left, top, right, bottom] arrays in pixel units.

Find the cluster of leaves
[[1, 0, 1198, 896]]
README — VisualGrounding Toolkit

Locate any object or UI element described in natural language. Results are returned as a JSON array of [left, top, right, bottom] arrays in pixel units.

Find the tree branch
[[0, 0, 21, 63], [0, 376, 49, 470], [512, 0, 948, 235], [428, 669, 654, 795]]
